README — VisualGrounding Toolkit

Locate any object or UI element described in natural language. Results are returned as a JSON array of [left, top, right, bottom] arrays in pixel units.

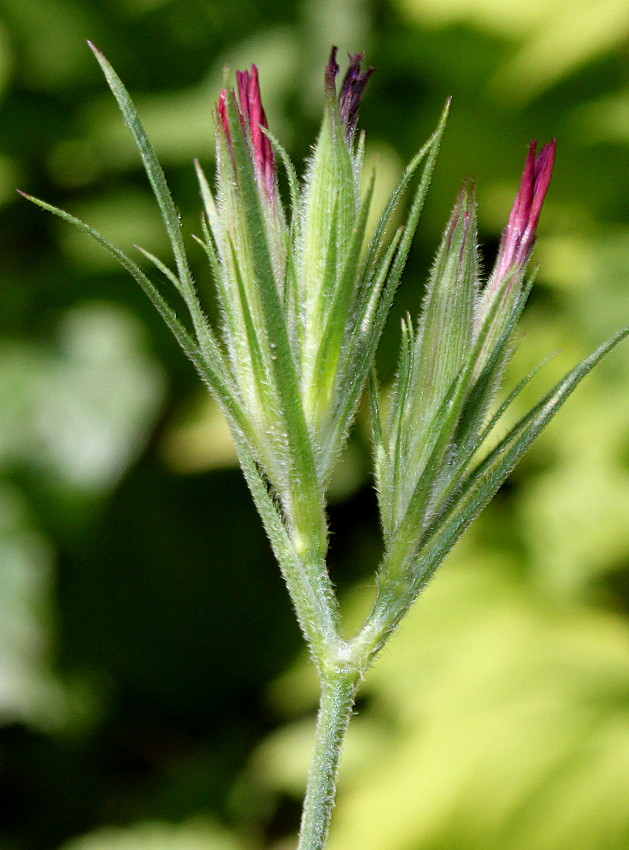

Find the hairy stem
[[297, 671, 359, 850]]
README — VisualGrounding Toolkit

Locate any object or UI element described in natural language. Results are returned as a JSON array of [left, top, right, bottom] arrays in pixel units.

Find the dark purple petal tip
[[324, 46, 373, 143], [326, 46, 340, 93], [339, 52, 374, 143]]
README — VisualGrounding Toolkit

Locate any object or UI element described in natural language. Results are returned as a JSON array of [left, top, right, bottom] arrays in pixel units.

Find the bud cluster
[[23, 44, 629, 850], [24, 41, 627, 676]]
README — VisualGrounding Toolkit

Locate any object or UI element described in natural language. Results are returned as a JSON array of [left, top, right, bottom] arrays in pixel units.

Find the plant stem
[[297, 671, 359, 850]]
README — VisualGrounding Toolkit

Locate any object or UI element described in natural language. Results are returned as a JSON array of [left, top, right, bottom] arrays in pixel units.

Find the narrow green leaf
[[368, 368, 384, 451], [261, 126, 301, 229], [431, 328, 623, 564], [407, 182, 477, 455], [368, 368, 391, 530], [134, 245, 182, 292], [227, 233, 280, 426], [89, 45, 192, 293], [193, 218, 240, 364], [325, 103, 449, 463], [194, 158, 220, 236], [377, 269, 523, 583], [370, 325, 629, 643], [364, 99, 450, 276], [318, 228, 402, 477], [387, 316, 415, 536], [20, 192, 251, 440], [89, 44, 216, 366], [282, 239, 301, 356], [388, 327, 629, 636], [300, 95, 357, 321], [421, 352, 557, 521]]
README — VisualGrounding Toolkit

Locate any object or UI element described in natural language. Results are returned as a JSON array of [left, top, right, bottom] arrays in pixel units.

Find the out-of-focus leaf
[[60, 819, 245, 850], [0, 485, 64, 729], [261, 548, 629, 850]]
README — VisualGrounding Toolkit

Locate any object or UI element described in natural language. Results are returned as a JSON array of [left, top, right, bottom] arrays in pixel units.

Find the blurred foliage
[[0, 0, 628, 848]]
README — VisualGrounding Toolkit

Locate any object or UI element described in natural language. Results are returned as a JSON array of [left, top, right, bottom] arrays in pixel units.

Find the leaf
[[194, 158, 221, 237], [261, 126, 301, 231], [381, 315, 415, 540], [88, 44, 216, 363], [422, 351, 557, 523], [88, 46, 195, 302], [299, 94, 357, 324], [20, 192, 252, 445], [227, 233, 281, 427], [134, 245, 183, 292], [364, 98, 451, 276], [193, 218, 237, 349], [326, 103, 449, 464], [375, 270, 542, 592], [319, 228, 402, 476]]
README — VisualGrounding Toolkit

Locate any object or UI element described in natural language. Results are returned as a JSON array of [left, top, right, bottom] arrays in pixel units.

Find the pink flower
[[217, 65, 276, 202], [493, 138, 556, 283]]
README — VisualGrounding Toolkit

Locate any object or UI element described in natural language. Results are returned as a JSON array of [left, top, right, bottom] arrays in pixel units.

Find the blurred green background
[[1, 0, 629, 847]]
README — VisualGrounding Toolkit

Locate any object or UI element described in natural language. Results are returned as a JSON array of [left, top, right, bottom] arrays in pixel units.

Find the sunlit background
[[1, 0, 629, 847]]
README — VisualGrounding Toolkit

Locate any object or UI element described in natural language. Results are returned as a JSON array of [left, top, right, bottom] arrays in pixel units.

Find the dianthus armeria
[[22, 43, 628, 850]]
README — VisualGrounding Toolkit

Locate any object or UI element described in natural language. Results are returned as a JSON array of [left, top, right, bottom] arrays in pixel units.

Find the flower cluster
[[208, 48, 394, 507], [23, 44, 629, 850]]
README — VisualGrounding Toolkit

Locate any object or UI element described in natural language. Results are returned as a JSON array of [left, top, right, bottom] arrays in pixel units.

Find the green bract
[[22, 44, 628, 850]]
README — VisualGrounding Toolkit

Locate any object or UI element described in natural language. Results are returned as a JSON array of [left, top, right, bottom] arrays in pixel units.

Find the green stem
[[297, 672, 359, 850]]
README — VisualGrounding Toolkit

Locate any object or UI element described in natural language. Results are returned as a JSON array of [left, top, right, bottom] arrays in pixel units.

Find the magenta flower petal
[[236, 65, 276, 201], [216, 65, 276, 203], [494, 138, 556, 282]]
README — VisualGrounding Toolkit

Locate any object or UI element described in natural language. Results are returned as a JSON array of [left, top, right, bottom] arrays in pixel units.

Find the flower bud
[[479, 139, 556, 317], [299, 48, 373, 422]]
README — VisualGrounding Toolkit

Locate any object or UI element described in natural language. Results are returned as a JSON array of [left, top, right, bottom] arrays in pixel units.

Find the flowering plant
[[22, 44, 628, 850]]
